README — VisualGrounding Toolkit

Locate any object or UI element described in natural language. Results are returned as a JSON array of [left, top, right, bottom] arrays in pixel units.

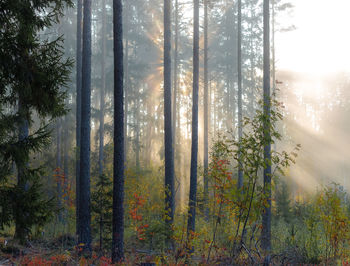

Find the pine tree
[[112, 0, 125, 262], [164, 0, 175, 235], [261, 0, 272, 262]]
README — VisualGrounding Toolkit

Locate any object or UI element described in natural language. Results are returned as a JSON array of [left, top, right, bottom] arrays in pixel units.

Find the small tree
[[206, 98, 300, 263], [91, 174, 113, 253]]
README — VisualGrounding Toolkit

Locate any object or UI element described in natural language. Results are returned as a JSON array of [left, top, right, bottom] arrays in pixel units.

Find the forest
[[1, 0, 350, 265]]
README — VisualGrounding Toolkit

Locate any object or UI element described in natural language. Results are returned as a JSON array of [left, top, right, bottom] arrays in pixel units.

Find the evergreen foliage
[[0, 0, 73, 242]]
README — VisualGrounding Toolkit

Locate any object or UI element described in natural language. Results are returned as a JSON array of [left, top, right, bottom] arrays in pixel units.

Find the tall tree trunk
[[99, 0, 106, 176], [187, 0, 199, 239], [261, 0, 271, 262], [79, 0, 92, 251], [237, 0, 243, 189], [75, 0, 83, 238], [203, 0, 209, 221], [112, 0, 124, 262], [164, 0, 175, 233], [63, 116, 69, 224]]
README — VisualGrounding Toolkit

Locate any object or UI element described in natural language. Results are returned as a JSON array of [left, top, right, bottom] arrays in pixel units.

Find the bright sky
[[276, 0, 350, 74]]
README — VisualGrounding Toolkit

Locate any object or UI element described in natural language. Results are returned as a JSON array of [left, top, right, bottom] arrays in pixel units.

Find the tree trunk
[[75, 0, 83, 238], [164, 0, 175, 230], [187, 0, 199, 239], [203, 0, 209, 221], [261, 0, 272, 262], [112, 0, 125, 262], [78, 0, 92, 252], [237, 0, 243, 189], [63, 116, 69, 224], [99, 0, 106, 176]]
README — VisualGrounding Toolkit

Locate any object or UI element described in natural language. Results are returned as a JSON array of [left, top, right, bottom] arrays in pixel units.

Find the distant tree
[[0, 0, 72, 242], [79, 0, 92, 252], [112, 0, 125, 263], [187, 0, 199, 242], [261, 0, 272, 262], [99, 0, 106, 176], [75, 0, 83, 237], [275, 180, 292, 223], [203, 0, 209, 221], [91, 174, 112, 252], [237, 0, 243, 189], [164, 0, 175, 237]]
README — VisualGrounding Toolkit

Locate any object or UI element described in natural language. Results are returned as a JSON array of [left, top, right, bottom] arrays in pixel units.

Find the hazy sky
[[276, 0, 350, 74]]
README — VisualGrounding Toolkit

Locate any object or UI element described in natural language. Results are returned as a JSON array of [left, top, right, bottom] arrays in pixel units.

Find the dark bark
[[112, 0, 124, 263], [187, 0, 199, 238], [63, 116, 69, 223], [164, 0, 175, 227], [78, 0, 92, 251], [99, 0, 106, 176], [203, 0, 209, 221], [237, 0, 243, 189], [75, 0, 83, 238], [261, 0, 272, 261]]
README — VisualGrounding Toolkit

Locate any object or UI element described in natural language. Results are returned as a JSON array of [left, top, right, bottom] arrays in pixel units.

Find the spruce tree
[[0, 0, 73, 242]]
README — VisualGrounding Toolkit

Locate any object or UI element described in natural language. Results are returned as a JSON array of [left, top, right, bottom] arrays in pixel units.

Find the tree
[[187, 0, 199, 240], [203, 0, 209, 221], [78, 0, 92, 252], [99, 0, 106, 176], [261, 0, 272, 262], [164, 0, 175, 235], [237, 0, 243, 189], [76, 0, 83, 237], [0, 0, 72, 242], [112, 0, 125, 262]]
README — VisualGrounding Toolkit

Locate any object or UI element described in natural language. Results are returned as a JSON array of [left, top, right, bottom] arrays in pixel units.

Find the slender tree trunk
[[203, 0, 209, 221], [261, 0, 272, 262], [237, 0, 243, 189], [99, 0, 106, 176], [112, 0, 124, 262], [187, 0, 199, 239], [164, 0, 175, 229], [75, 0, 83, 238], [79, 0, 92, 251], [63, 116, 69, 224]]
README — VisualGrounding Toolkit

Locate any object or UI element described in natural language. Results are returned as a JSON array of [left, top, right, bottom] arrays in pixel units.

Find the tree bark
[[164, 0, 175, 228], [237, 0, 243, 189], [75, 0, 82, 238], [78, 0, 92, 252], [203, 0, 209, 221], [99, 0, 106, 176], [261, 0, 272, 262], [112, 0, 125, 262]]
